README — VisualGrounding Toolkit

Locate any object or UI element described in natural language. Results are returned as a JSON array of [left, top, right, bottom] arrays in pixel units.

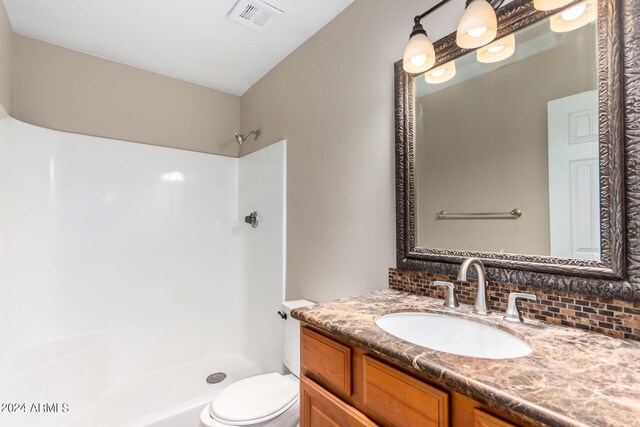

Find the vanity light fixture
[[402, 0, 504, 73], [533, 0, 573, 11], [476, 33, 516, 63], [456, 0, 499, 49], [425, 61, 457, 84], [402, 20, 436, 73], [550, 0, 596, 33]]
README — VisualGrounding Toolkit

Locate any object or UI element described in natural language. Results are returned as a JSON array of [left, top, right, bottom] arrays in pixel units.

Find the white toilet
[[200, 300, 314, 427]]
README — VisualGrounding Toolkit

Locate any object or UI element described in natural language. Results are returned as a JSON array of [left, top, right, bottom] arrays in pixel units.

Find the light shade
[[550, 0, 596, 33], [425, 61, 457, 84], [403, 31, 436, 73], [476, 34, 516, 63], [456, 0, 498, 49], [533, 0, 573, 11]]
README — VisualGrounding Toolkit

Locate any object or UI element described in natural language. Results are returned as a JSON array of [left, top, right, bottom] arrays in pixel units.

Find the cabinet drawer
[[301, 327, 352, 396], [362, 355, 449, 427], [301, 376, 377, 427], [474, 409, 518, 427]]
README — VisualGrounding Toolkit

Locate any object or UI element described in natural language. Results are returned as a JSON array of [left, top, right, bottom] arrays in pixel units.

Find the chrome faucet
[[433, 281, 460, 309], [457, 258, 491, 315], [503, 292, 537, 322]]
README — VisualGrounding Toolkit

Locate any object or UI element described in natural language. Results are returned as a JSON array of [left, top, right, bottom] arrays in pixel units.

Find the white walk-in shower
[[0, 110, 287, 427]]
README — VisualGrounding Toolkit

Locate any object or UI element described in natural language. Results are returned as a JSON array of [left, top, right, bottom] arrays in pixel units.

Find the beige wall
[[4, 0, 596, 303], [240, 0, 459, 302], [12, 35, 241, 156], [0, 1, 11, 115], [4, 0, 431, 303], [416, 25, 596, 255], [5, 0, 414, 303]]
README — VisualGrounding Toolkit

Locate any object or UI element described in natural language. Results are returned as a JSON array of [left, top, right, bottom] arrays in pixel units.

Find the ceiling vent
[[227, 0, 284, 33]]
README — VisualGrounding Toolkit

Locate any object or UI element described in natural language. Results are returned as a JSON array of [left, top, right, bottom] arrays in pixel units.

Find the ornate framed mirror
[[395, 0, 640, 300]]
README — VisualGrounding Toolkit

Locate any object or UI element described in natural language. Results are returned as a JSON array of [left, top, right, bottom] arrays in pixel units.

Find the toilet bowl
[[200, 300, 314, 427]]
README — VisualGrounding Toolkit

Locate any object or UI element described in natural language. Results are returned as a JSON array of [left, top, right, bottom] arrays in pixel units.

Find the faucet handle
[[433, 281, 460, 309], [503, 292, 537, 323]]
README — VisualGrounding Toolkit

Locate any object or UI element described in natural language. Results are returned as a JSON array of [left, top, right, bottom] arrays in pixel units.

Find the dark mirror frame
[[395, 0, 640, 301]]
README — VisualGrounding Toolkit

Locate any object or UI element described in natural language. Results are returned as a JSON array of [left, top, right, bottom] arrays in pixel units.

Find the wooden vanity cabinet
[[300, 326, 522, 427], [361, 355, 448, 426], [301, 376, 377, 427], [301, 327, 352, 398], [473, 409, 521, 427]]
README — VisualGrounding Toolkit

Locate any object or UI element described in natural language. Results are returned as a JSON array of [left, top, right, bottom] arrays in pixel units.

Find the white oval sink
[[375, 312, 532, 359]]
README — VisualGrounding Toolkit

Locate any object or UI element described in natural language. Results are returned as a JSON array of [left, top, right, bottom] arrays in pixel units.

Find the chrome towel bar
[[436, 208, 522, 220]]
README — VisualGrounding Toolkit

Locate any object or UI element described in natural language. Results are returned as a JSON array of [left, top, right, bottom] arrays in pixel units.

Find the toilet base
[[199, 400, 299, 427]]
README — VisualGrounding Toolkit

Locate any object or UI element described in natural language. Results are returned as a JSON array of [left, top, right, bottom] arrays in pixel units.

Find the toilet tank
[[282, 299, 314, 377]]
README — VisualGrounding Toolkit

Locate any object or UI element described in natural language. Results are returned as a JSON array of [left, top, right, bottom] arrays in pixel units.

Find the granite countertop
[[291, 289, 640, 427]]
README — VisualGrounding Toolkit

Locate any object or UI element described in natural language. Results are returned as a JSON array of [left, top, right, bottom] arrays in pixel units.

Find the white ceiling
[[3, 0, 354, 95]]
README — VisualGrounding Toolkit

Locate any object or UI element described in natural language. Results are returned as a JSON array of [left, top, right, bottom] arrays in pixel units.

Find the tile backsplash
[[389, 268, 640, 341]]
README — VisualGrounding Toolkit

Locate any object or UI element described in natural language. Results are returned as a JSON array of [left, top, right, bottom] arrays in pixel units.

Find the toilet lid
[[209, 372, 299, 425]]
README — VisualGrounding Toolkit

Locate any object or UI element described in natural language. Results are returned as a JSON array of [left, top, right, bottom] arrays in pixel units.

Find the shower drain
[[206, 372, 227, 384]]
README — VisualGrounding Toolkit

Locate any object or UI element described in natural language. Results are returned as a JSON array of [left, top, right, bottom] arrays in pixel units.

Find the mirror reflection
[[414, 5, 599, 260]]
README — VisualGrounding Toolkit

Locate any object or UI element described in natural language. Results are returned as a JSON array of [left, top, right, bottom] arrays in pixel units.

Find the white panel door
[[548, 91, 600, 260]]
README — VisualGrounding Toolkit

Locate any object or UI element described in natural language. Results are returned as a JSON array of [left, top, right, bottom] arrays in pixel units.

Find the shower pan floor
[[70, 354, 262, 427], [0, 348, 262, 427]]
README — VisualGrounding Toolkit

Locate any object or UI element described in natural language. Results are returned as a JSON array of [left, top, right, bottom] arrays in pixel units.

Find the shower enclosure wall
[[0, 108, 287, 427]]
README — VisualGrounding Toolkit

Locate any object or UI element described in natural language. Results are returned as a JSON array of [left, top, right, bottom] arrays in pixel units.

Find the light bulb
[[561, 3, 586, 21], [477, 34, 516, 63], [402, 27, 436, 73], [533, 0, 573, 12], [468, 27, 488, 38], [411, 55, 428, 67], [550, 0, 596, 33], [456, 0, 498, 49], [425, 61, 456, 84]]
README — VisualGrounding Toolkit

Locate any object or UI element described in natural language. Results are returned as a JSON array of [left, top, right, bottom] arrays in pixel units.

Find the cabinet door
[[302, 327, 352, 397], [474, 408, 518, 427], [362, 355, 449, 427], [301, 376, 378, 427]]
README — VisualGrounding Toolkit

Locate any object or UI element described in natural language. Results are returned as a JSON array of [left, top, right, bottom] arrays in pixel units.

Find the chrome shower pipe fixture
[[402, 0, 505, 74], [235, 129, 261, 145], [244, 211, 259, 228]]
